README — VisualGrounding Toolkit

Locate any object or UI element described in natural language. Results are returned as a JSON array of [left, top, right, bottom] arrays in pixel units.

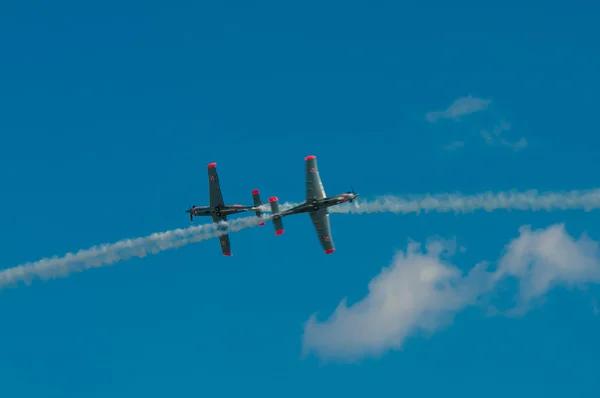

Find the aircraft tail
[[268, 196, 284, 235], [252, 189, 264, 226]]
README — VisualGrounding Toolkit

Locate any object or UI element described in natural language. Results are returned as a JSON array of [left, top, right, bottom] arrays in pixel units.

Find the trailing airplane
[[267, 155, 359, 254], [185, 162, 264, 256]]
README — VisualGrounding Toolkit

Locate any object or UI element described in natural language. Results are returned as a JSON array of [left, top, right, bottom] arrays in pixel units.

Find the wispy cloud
[[426, 95, 528, 151], [444, 141, 465, 151], [302, 223, 600, 361], [481, 122, 528, 151], [425, 95, 491, 123]]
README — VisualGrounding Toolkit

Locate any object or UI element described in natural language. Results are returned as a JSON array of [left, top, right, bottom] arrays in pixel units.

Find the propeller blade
[[187, 205, 195, 222]]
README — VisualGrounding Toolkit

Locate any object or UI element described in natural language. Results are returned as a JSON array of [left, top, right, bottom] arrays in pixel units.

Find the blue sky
[[1, 0, 600, 396]]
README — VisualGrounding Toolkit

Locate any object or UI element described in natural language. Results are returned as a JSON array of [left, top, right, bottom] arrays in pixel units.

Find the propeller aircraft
[[266, 155, 359, 254], [184, 162, 264, 256]]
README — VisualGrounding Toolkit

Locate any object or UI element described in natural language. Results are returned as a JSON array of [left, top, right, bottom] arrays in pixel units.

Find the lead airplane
[[267, 155, 359, 254], [185, 162, 264, 256]]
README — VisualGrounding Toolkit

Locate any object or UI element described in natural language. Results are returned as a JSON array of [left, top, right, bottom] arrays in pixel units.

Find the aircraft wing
[[207, 163, 224, 208], [218, 234, 232, 256], [212, 213, 232, 256], [305, 155, 326, 201], [309, 208, 335, 254]]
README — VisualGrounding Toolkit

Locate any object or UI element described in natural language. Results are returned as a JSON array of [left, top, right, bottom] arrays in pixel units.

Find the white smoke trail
[[327, 188, 600, 215], [0, 215, 268, 291], [6, 188, 597, 291]]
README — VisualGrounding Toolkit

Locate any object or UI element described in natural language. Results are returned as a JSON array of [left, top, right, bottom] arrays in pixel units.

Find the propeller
[[346, 185, 357, 198], [346, 185, 359, 208], [186, 205, 196, 222]]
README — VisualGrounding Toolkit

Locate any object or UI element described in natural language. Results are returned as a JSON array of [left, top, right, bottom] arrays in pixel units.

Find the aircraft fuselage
[[188, 204, 254, 217], [283, 193, 359, 216]]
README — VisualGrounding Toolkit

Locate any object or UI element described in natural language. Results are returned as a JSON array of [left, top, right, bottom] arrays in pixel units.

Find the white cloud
[[425, 96, 528, 151], [302, 223, 600, 361], [492, 224, 600, 311], [480, 122, 528, 151], [425, 95, 491, 122], [302, 238, 489, 361]]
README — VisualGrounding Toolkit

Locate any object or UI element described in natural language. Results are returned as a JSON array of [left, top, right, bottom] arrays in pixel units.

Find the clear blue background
[[1, 1, 599, 396]]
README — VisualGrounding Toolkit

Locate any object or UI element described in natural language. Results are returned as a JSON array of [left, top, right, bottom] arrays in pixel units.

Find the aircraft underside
[[185, 163, 264, 255], [186, 156, 357, 256], [265, 155, 359, 254]]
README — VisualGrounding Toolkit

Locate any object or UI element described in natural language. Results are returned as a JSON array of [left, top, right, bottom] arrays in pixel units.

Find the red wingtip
[[305, 155, 316, 160], [208, 162, 217, 168], [252, 189, 259, 195], [259, 222, 265, 226], [325, 248, 335, 254], [269, 196, 278, 202], [223, 252, 232, 256], [275, 229, 284, 235]]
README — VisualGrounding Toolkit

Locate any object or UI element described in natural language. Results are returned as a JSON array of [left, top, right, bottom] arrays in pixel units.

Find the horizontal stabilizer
[[252, 189, 264, 226], [269, 196, 284, 235]]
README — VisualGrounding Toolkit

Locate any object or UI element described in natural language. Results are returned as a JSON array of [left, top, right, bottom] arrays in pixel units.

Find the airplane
[[266, 155, 359, 254], [185, 162, 264, 256]]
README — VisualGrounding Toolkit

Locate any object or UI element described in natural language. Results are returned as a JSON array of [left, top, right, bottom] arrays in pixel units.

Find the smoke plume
[[0, 215, 266, 291], [328, 188, 600, 215], [4, 187, 600, 293]]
